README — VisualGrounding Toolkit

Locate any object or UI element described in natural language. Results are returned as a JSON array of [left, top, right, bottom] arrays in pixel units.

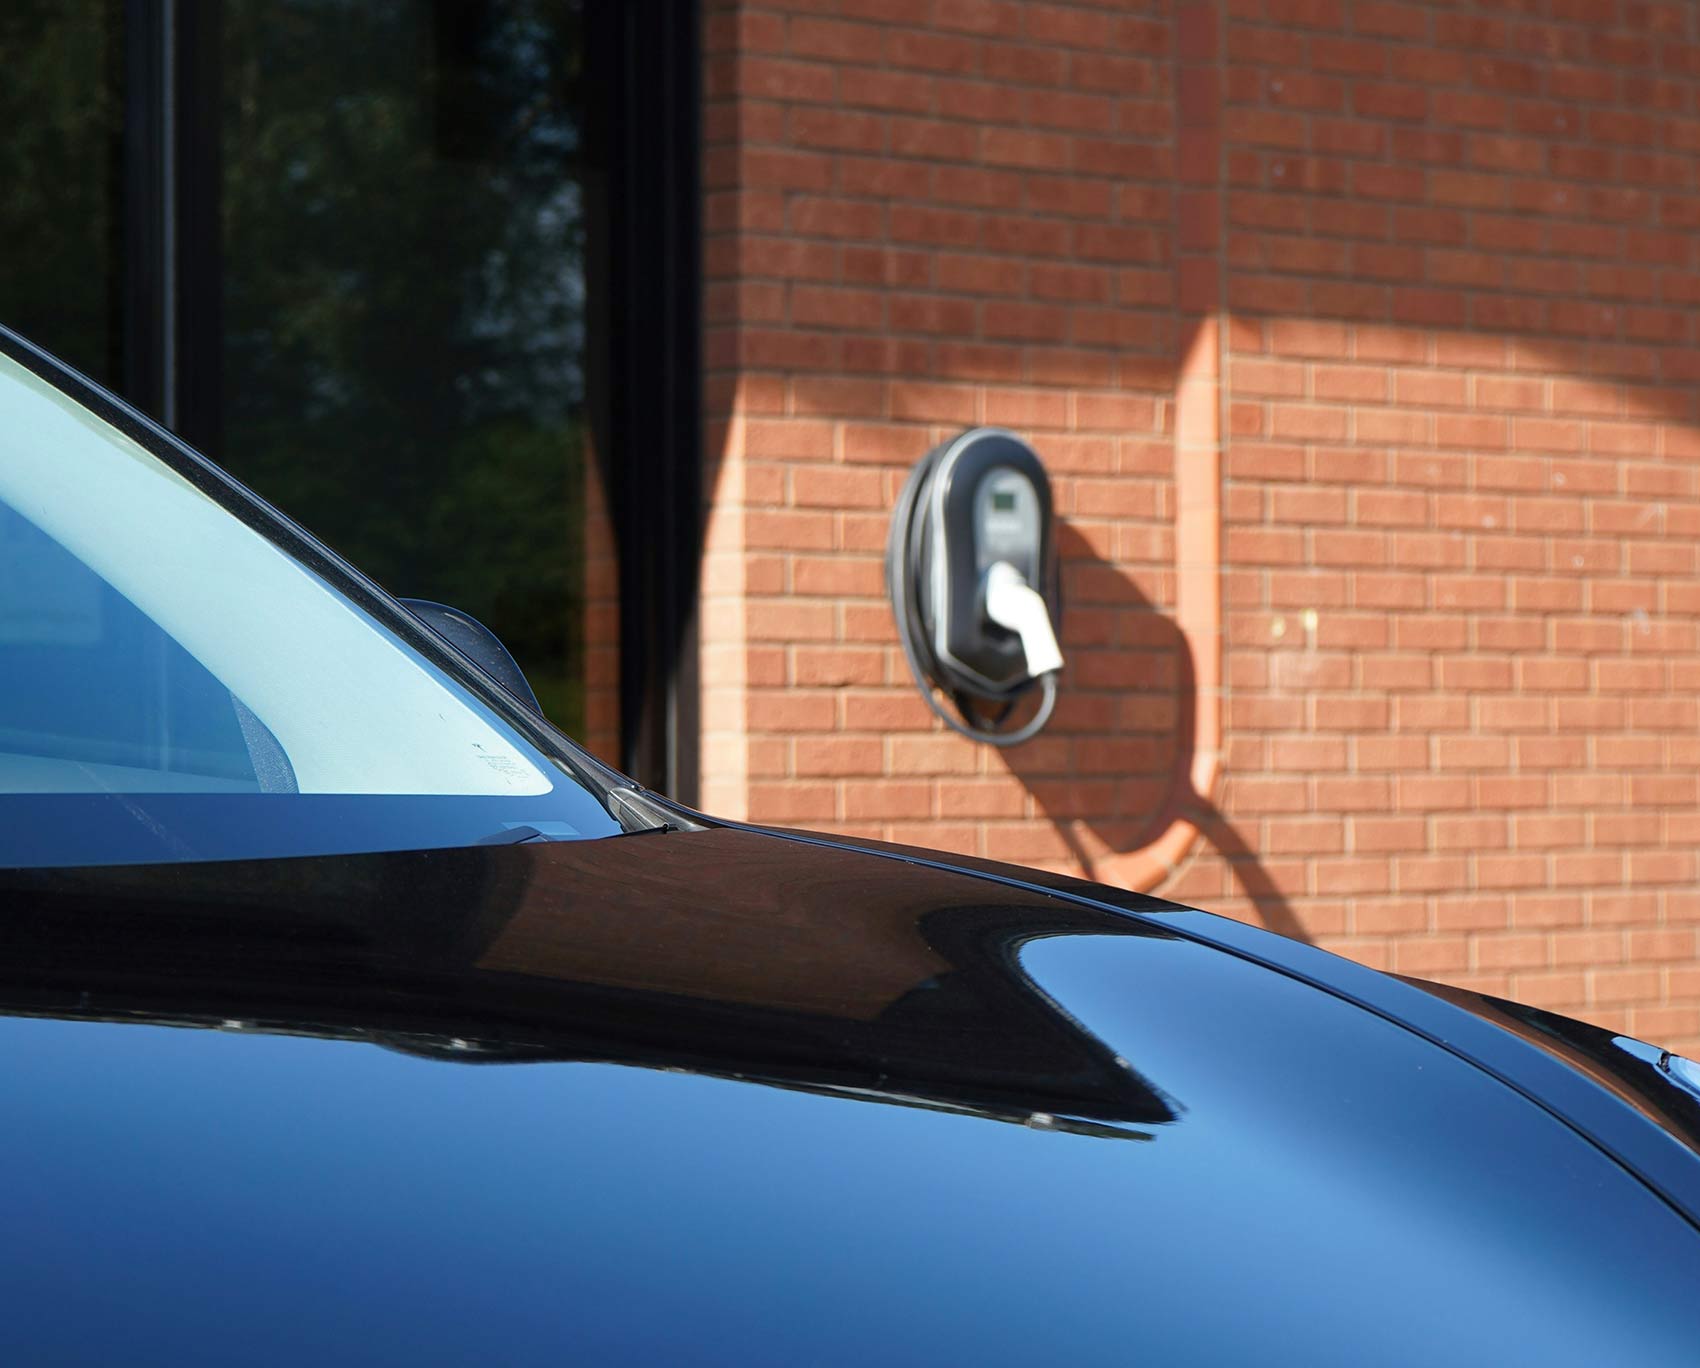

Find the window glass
[[0, 0, 597, 743], [0, 501, 258, 793], [0, 350, 620, 867]]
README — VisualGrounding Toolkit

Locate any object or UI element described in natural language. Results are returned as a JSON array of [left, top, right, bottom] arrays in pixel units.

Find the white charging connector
[[984, 561, 1063, 678]]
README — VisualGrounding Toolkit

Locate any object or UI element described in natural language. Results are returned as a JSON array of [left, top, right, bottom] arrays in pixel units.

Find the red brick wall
[[700, 0, 1700, 1053]]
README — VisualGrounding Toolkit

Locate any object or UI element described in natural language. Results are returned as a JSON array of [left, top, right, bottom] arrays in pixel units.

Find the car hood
[[0, 825, 1697, 1365]]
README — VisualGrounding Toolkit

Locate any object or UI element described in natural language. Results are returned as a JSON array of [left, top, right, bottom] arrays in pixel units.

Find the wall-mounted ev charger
[[885, 427, 1063, 747]]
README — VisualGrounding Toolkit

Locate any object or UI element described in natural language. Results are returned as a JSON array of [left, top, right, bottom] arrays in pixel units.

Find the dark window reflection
[[221, 0, 589, 733], [0, 1, 123, 389]]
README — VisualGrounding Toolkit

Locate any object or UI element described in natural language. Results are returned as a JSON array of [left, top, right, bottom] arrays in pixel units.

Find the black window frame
[[115, 0, 701, 801]]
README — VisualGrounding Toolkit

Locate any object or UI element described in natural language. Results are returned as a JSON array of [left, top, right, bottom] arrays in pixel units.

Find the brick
[[745, 510, 835, 551], [746, 600, 835, 642], [843, 782, 934, 820], [791, 648, 884, 687], [1394, 936, 1471, 976], [934, 0, 1023, 37], [792, 556, 884, 596], [747, 782, 837, 823], [794, 737, 883, 777], [1595, 968, 1662, 1006], [1394, 774, 1470, 811], [983, 41, 1065, 86], [888, 736, 979, 776], [697, 0, 1700, 1036], [937, 780, 1028, 819], [841, 691, 934, 732], [1316, 858, 1393, 896], [884, 29, 977, 74]]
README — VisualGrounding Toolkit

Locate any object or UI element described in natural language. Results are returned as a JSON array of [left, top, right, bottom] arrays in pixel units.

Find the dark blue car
[[1, 326, 1698, 1364]]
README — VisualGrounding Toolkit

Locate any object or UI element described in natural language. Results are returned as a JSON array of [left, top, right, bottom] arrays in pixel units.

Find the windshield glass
[[0, 347, 621, 866]]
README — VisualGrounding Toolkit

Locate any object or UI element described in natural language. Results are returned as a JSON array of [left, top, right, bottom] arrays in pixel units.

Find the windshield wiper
[[475, 790, 702, 843]]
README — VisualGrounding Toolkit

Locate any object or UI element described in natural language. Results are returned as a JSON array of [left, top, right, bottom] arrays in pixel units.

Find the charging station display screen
[[991, 491, 1017, 512]]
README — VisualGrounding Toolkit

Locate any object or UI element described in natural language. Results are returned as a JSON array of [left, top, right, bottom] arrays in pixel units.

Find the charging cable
[[886, 449, 1061, 748]]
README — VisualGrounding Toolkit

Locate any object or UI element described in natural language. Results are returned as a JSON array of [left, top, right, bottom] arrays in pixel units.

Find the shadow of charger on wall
[[885, 370, 1308, 946]]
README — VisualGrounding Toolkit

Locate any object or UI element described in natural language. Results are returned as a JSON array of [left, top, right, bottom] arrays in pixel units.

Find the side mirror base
[[399, 598, 543, 717]]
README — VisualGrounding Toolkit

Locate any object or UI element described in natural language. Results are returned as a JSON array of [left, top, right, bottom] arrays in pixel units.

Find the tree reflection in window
[[222, 0, 589, 733]]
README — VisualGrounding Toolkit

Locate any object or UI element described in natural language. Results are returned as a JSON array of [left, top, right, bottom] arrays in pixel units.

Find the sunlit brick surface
[[695, 0, 1700, 1051]]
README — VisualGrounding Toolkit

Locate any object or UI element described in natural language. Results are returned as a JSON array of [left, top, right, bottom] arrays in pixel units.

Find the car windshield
[[0, 343, 622, 867]]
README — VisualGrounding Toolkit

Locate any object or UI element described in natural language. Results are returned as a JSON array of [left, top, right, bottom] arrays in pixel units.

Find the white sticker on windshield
[[473, 746, 548, 787]]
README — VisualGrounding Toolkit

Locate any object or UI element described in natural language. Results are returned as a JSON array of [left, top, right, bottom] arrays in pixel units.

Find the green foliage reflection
[[0, 1, 120, 387], [221, 0, 587, 734]]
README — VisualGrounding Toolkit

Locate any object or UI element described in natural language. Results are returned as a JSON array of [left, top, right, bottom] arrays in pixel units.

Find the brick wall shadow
[[1001, 522, 1311, 946]]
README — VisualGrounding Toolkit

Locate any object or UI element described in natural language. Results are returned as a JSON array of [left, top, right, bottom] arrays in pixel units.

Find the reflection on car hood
[[0, 827, 1697, 1365], [1403, 974, 1700, 1152], [0, 827, 1173, 1136]]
